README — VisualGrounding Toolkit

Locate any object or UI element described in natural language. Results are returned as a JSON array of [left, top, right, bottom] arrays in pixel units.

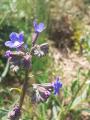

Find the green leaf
[[70, 85, 88, 110], [0, 108, 8, 119], [71, 80, 80, 96]]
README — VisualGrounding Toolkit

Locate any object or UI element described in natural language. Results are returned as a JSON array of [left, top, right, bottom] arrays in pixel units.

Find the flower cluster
[[5, 20, 48, 71], [4, 20, 62, 119], [8, 105, 21, 120], [29, 77, 62, 103], [5, 20, 62, 102]]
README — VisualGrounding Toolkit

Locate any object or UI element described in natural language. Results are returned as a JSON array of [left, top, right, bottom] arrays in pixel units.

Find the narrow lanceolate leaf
[[70, 85, 89, 110], [0, 59, 9, 82]]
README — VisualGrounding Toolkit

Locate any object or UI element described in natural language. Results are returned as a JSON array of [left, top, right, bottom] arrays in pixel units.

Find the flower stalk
[[4, 20, 62, 120], [19, 69, 29, 109]]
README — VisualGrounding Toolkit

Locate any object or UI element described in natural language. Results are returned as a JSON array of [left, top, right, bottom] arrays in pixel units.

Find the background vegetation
[[0, 0, 90, 120]]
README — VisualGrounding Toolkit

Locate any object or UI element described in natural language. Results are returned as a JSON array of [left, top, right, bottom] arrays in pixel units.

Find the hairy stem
[[19, 70, 29, 109]]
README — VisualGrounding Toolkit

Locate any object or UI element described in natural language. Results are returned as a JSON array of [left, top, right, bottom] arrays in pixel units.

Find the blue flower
[[5, 32, 24, 48], [52, 77, 62, 95], [33, 20, 45, 33]]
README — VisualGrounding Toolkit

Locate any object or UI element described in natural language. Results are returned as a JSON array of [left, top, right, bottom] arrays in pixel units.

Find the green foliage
[[0, 0, 90, 120], [82, 32, 90, 57], [21, 69, 90, 120], [61, 70, 90, 119]]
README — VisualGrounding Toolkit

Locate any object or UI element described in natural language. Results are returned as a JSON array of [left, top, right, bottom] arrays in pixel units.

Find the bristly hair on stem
[[19, 70, 29, 109]]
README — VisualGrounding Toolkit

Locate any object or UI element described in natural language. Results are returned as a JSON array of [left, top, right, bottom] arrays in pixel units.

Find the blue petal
[[5, 40, 23, 48], [5, 41, 14, 48], [33, 20, 37, 29], [18, 32, 24, 42], [9, 32, 18, 42], [37, 23, 45, 32], [52, 78, 62, 95], [11, 41, 23, 48], [33, 20, 45, 33]]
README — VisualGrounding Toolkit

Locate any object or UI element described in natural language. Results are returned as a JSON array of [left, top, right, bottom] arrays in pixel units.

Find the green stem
[[0, 59, 9, 82], [57, 107, 68, 120]]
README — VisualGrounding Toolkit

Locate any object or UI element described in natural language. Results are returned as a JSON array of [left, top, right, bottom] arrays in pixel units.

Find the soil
[[49, 40, 90, 85]]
